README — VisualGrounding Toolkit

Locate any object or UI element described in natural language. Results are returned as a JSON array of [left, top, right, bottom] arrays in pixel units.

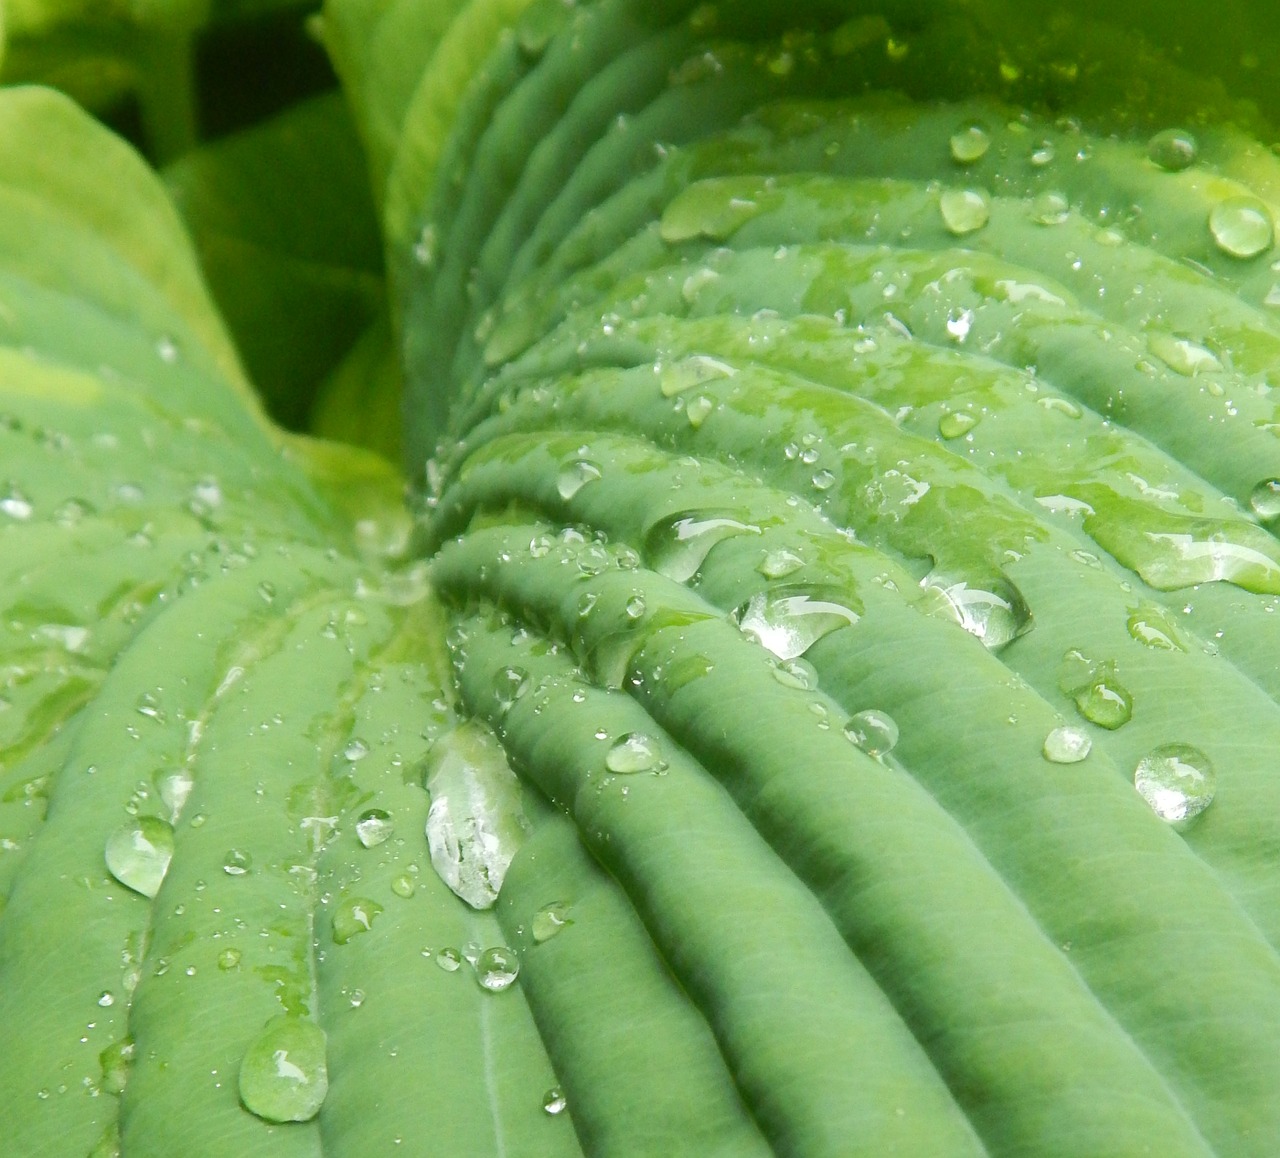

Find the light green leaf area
[[163, 90, 385, 429]]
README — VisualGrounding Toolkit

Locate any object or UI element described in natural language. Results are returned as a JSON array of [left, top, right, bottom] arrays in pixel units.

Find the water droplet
[[543, 1087, 568, 1115], [557, 458, 603, 501], [493, 666, 531, 715], [733, 585, 860, 660], [217, 948, 242, 971], [1147, 128, 1197, 171], [238, 1016, 328, 1123], [222, 844, 252, 870], [532, 901, 572, 943], [1134, 743, 1216, 822], [99, 1037, 135, 1095], [332, 896, 383, 944], [158, 769, 194, 823], [658, 354, 737, 397], [423, 722, 531, 909], [758, 548, 804, 579], [355, 809, 394, 849], [0, 482, 32, 520], [1126, 605, 1185, 651], [435, 947, 463, 972], [1210, 196, 1274, 258], [939, 411, 979, 439], [391, 874, 416, 898], [97, 990, 115, 1007], [343, 738, 370, 762], [1148, 333, 1223, 376], [1249, 478, 1280, 521], [1029, 190, 1070, 225], [686, 395, 715, 428], [1063, 657, 1133, 729], [843, 709, 899, 757], [919, 572, 1033, 650], [644, 510, 761, 583], [605, 732, 667, 774], [812, 468, 837, 491], [105, 817, 174, 898], [772, 658, 819, 690], [624, 595, 647, 620], [949, 123, 991, 164], [1043, 725, 1092, 763], [474, 946, 520, 992], [1029, 139, 1056, 166], [939, 188, 990, 235]]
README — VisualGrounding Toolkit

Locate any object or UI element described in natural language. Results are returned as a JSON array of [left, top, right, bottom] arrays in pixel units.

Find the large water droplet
[[658, 354, 737, 397], [939, 188, 990, 235], [557, 458, 603, 501], [1062, 655, 1133, 729], [949, 123, 991, 163], [1126, 604, 1185, 651], [355, 809, 394, 849], [1210, 196, 1274, 258], [99, 1037, 135, 1096], [919, 572, 1033, 650], [423, 722, 531, 909], [757, 548, 804, 579], [733, 585, 860, 660], [532, 901, 572, 943], [644, 510, 761, 583], [238, 1016, 328, 1123], [1147, 128, 1197, 171], [659, 184, 763, 242], [474, 946, 520, 992], [939, 411, 980, 439], [333, 896, 383, 944], [1042, 725, 1092, 763], [843, 709, 899, 757], [1249, 478, 1280, 522], [105, 817, 174, 898], [605, 732, 667, 774], [1147, 333, 1222, 376], [1134, 743, 1216, 822]]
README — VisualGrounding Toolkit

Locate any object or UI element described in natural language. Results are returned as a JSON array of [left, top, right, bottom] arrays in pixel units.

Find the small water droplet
[[841, 709, 899, 757], [939, 411, 979, 439], [1210, 196, 1273, 258], [1030, 190, 1070, 225], [685, 395, 714, 428], [624, 594, 647, 620], [435, 947, 463, 972], [493, 666, 531, 715], [238, 1016, 328, 1123], [0, 482, 32, 520], [734, 586, 860, 660], [474, 946, 520, 992], [812, 468, 837, 491], [950, 123, 991, 164], [1148, 333, 1222, 376], [758, 548, 804, 579], [391, 874, 416, 898], [1134, 743, 1216, 822], [158, 769, 194, 823], [223, 849, 252, 876], [1043, 725, 1092, 763], [1147, 128, 1197, 171], [355, 809, 394, 849], [939, 188, 990, 235], [557, 459, 603, 501], [1249, 478, 1280, 521], [658, 354, 736, 396], [532, 902, 572, 943], [105, 817, 174, 898], [543, 1087, 568, 1115], [343, 738, 370, 762], [218, 948, 242, 971], [605, 732, 667, 774], [99, 1037, 135, 1095], [1030, 139, 1056, 166], [332, 897, 383, 944], [772, 657, 819, 690], [644, 509, 760, 583], [1064, 657, 1133, 729]]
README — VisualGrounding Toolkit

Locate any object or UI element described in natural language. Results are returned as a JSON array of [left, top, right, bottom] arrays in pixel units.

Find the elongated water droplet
[[333, 897, 383, 944], [1126, 604, 1185, 651], [1148, 333, 1222, 376], [423, 722, 531, 909], [532, 902, 572, 943], [105, 817, 174, 898], [644, 509, 761, 583], [1210, 196, 1273, 258], [99, 1038, 135, 1095], [474, 946, 520, 992], [660, 183, 763, 242], [605, 732, 667, 774], [238, 1016, 328, 1123], [1249, 478, 1280, 521], [557, 459, 603, 501], [1043, 725, 1091, 763], [950, 123, 990, 163], [940, 188, 990, 235], [758, 548, 804, 579], [355, 809, 394, 849], [493, 666, 530, 715], [919, 572, 1033, 650], [734, 585, 860, 660], [658, 354, 737, 397], [939, 411, 979, 439], [1134, 743, 1215, 822], [543, 1087, 568, 1115], [843, 709, 899, 757], [158, 769, 194, 823], [1147, 128, 1197, 171]]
